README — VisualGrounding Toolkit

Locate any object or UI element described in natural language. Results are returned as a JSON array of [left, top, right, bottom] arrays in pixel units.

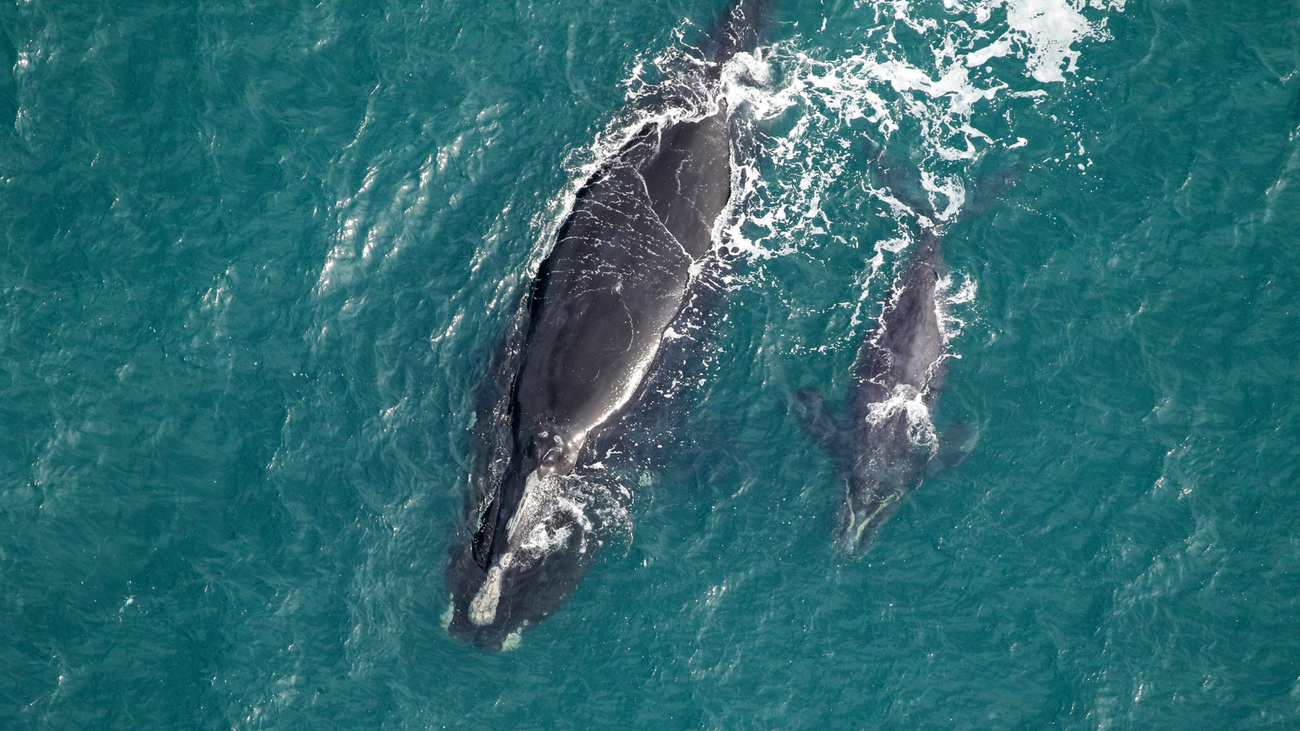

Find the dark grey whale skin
[[794, 146, 1008, 558], [796, 225, 948, 558], [445, 0, 769, 651], [793, 137, 979, 558]]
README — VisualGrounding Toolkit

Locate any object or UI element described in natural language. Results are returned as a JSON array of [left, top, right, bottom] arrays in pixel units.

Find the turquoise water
[[2, 0, 1299, 727]]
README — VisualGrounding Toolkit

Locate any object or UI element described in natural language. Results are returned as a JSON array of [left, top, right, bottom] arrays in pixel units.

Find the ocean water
[[2, 0, 1298, 727]]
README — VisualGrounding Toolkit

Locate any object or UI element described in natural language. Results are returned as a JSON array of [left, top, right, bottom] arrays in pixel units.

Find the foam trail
[[728, 0, 1122, 250], [684, 0, 1126, 346]]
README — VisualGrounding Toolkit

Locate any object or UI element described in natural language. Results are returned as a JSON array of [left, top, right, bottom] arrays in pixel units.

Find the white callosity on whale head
[[500, 628, 525, 652], [440, 595, 455, 631], [506, 471, 543, 544], [506, 468, 566, 545], [844, 488, 904, 549], [469, 551, 513, 627]]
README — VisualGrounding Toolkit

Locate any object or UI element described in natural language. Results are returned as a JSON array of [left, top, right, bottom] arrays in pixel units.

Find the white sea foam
[[723, 0, 1122, 262], [959, 0, 1121, 84], [865, 384, 940, 452], [502, 469, 633, 565], [939, 272, 980, 343]]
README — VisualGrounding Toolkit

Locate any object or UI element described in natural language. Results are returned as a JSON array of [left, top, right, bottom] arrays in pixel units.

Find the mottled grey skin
[[796, 223, 948, 558], [797, 147, 1010, 557], [445, 0, 769, 651]]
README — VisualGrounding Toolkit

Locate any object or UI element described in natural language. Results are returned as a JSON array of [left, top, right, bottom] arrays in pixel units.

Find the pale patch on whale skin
[[440, 596, 455, 632], [469, 552, 514, 627], [500, 629, 525, 652], [506, 471, 549, 543]]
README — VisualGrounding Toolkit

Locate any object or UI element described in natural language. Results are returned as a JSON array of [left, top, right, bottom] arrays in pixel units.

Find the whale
[[795, 226, 948, 557], [444, 0, 770, 651], [794, 144, 991, 557]]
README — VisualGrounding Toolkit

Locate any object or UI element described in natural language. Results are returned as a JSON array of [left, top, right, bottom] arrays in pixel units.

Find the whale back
[[849, 229, 946, 418]]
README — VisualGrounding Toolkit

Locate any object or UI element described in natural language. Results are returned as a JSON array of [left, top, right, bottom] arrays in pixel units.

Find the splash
[[503, 469, 633, 564], [865, 384, 941, 453], [954, 0, 1123, 84], [938, 272, 980, 343]]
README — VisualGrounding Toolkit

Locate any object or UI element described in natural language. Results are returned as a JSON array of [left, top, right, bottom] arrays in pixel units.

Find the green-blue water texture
[[2, 0, 1298, 727]]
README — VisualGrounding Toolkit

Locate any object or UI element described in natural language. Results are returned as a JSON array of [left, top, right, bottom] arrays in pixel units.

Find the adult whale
[[795, 146, 991, 557], [444, 0, 770, 651]]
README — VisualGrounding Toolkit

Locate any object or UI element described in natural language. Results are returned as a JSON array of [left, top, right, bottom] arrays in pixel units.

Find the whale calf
[[796, 226, 948, 557], [445, 0, 770, 651], [795, 145, 988, 557]]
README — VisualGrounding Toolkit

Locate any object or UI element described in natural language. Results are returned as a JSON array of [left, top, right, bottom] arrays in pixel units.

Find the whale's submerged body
[[794, 141, 993, 558], [445, 0, 769, 651], [797, 226, 949, 557]]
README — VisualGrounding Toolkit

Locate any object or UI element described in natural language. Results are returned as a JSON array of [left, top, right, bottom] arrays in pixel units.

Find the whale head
[[832, 434, 925, 554], [444, 464, 598, 651], [835, 476, 908, 558], [444, 535, 591, 652]]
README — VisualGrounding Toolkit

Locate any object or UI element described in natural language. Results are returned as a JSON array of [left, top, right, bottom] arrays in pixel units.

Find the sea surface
[[2, 0, 1298, 727]]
